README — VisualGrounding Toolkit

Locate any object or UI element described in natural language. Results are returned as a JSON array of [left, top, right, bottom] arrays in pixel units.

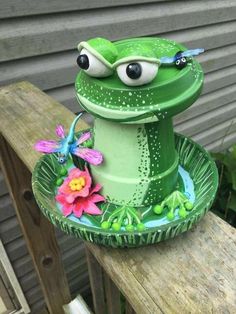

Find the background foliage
[[211, 145, 236, 227]]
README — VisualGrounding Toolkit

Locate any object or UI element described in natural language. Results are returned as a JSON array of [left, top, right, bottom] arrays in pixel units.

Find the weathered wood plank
[[0, 81, 87, 173], [0, 82, 235, 314], [104, 272, 121, 314], [0, 80, 89, 312], [85, 248, 106, 314], [0, 240, 30, 313], [87, 213, 236, 314], [0, 134, 71, 313], [0, 275, 15, 312], [1, 1, 236, 61], [125, 301, 135, 314]]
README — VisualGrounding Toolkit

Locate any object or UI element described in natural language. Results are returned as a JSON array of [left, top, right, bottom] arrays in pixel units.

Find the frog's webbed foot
[[153, 190, 193, 220], [101, 206, 145, 232]]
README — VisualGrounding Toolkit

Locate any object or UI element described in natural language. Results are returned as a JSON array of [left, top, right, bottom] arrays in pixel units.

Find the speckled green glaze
[[32, 134, 218, 248], [75, 37, 204, 207], [91, 118, 178, 206], [32, 37, 216, 247], [76, 37, 203, 123]]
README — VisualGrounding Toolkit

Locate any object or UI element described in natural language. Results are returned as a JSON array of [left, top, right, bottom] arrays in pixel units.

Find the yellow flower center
[[69, 177, 86, 191]]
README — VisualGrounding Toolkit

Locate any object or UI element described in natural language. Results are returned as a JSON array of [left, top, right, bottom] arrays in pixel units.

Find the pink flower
[[58, 167, 92, 203], [55, 167, 105, 218]]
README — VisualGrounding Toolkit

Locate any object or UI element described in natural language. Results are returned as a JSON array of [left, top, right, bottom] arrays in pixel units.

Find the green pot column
[[91, 118, 178, 206], [75, 37, 204, 207]]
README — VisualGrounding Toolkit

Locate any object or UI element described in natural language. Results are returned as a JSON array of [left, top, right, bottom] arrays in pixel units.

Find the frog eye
[[116, 61, 159, 86], [77, 48, 112, 78]]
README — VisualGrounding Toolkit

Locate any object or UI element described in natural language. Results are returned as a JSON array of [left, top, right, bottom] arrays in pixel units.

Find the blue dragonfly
[[34, 113, 103, 165], [160, 48, 204, 69]]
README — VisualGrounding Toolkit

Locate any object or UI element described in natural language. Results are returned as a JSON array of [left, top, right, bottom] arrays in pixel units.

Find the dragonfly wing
[[34, 140, 61, 153], [160, 56, 176, 64], [55, 124, 65, 138], [76, 131, 91, 145], [182, 48, 204, 57], [72, 147, 103, 165]]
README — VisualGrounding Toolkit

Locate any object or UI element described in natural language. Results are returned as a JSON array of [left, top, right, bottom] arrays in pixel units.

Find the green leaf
[[211, 152, 226, 162], [229, 192, 236, 212], [232, 170, 236, 191], [231, 145, 236, 160]]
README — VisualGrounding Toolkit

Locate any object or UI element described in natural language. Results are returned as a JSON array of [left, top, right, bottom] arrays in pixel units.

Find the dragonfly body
[[35, 113, 103, 166], [160, 48, 204, 69]]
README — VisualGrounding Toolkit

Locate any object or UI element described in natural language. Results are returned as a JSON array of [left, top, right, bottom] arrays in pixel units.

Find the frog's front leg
[[101, 206, 145, 232], [153, 190, 193, 220]]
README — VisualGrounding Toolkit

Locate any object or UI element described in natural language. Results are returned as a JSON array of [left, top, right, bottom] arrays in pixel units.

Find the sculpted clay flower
[[58, 167, 92, 203], [56, 167, 104, 218]]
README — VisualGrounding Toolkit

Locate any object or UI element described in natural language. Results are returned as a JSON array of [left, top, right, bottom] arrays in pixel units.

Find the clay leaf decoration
[[153, 190, 193, 221], [101, 204, 145, 232], [34, 113, 103, 167], [55, 167, 105, 218]]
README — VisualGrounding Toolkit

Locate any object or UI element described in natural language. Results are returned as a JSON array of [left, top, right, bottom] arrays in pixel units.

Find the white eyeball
[[77, 48, 112, 77], [116, 61, 159, 86]]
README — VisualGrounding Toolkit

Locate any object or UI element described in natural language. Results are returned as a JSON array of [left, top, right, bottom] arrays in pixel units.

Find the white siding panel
[[0, 0, 167, 19], [1, 1, 236, 312], [176, 101, 236, 137], [1, 1, 236, 62]]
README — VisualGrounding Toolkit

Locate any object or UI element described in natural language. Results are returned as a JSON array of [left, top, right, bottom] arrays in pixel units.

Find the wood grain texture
[[104, 272, 121, 314], [0, 240, 30, 313], [0, 135, 71, 314], [85, 248, 106, 314], [87, 213, 236, 314], [0, 84, 80, 313], [0, 81, 88, 173], [0, 82, 235, 313], [125, 301, 135, 314]]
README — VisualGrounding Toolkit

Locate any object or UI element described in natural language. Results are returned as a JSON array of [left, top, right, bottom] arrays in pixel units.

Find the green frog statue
[[75, 37, 204, 230], [32, 36, 218, 247]]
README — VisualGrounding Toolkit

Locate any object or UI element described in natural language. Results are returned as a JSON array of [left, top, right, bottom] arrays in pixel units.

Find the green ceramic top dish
[[76, 37, 204, 123]]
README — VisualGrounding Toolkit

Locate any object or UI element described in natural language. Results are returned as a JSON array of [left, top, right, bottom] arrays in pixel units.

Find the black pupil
[[77, 54, 89, 70], [126, 63, 142, 79]]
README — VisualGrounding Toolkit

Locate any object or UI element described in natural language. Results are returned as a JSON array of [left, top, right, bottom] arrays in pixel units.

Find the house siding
[[0, 1, 236, 312]]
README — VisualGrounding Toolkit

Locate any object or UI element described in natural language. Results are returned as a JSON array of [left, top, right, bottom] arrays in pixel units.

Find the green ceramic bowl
[[32, 133, 218, 248]]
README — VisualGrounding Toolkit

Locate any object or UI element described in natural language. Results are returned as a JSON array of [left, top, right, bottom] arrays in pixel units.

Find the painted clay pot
[[76, 37, 203, 207]]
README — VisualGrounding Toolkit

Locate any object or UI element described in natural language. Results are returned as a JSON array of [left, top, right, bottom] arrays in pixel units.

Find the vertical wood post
[[125, 301, 136, 314], [0, 135, 71, 314], [104, 271, 121, 314], [85, 247, 106, 314]]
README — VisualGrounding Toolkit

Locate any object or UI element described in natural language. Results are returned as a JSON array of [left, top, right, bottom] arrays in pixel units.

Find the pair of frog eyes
[[77, 48, 186, 87]]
